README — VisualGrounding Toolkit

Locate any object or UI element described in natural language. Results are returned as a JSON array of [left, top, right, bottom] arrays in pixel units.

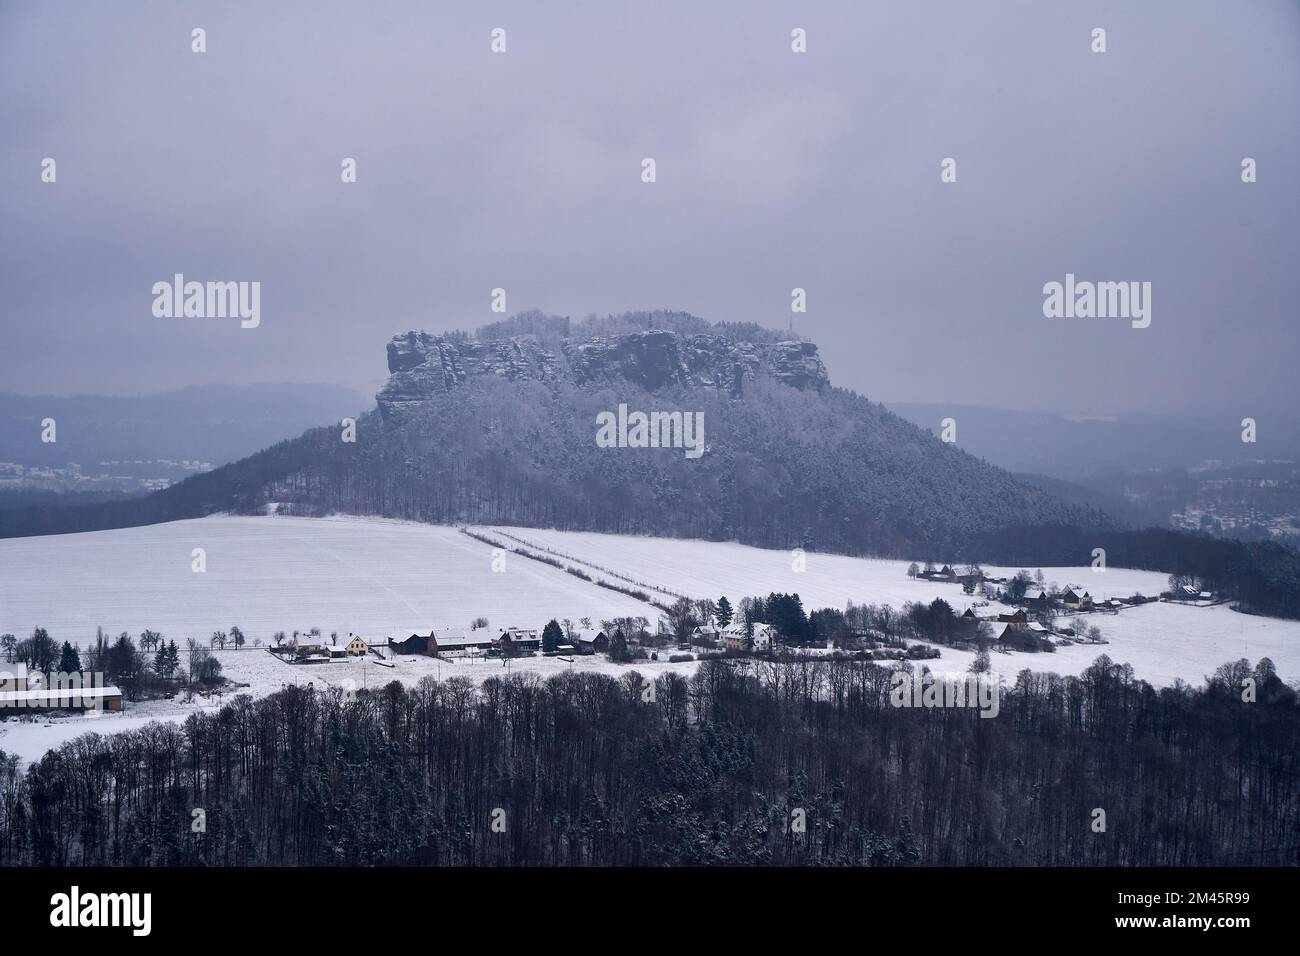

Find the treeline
[[974, 524, 1300, 619], [2, 627, 223, 701], [1, 656, 1296, 867]]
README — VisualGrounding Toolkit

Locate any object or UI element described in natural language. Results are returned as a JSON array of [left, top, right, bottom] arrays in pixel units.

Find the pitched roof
[[0, 662, 29, 684], [433, 631, 495, 647], [0, 686, 123, 705]]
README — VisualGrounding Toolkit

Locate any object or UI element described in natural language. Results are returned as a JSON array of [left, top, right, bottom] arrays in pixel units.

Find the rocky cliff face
[[379, 331, 562, 415], [377, 327, 829, 417]]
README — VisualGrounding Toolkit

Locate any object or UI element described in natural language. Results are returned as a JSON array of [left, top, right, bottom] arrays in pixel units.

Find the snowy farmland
[[2, 513, 1299, 763], [0, 515, 652, 642], [487, 525, 1178, 611]]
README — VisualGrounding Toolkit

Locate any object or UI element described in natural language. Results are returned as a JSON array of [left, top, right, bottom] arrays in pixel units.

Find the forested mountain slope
[[4, 312, 1298, 617]]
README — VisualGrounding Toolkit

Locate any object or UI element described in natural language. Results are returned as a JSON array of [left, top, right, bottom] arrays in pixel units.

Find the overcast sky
[[1, 0, 1296, 416]]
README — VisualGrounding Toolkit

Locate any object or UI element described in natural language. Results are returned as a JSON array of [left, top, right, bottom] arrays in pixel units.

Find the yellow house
[[340, 634, 368, 656]]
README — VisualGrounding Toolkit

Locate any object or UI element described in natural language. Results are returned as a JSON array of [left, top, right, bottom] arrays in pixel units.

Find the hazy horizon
[[2, 0, 1297, 418]]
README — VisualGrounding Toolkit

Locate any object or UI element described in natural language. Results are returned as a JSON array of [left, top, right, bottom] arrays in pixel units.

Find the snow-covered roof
[[0, 686, 122, 705], [434, 632, 495, 647], [574, 629, 607, 644], [0, 662, 29, 684]]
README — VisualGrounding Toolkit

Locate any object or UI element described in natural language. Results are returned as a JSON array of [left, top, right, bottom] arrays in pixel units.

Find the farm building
[[389, 630, 497, 658], [431, 631, 497, 658], [390, 633, 432, 655], [0, 684, 124, 713]]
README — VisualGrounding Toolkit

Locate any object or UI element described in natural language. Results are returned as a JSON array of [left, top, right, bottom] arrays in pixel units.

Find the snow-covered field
[[490, 525, 1300, 686], [488, 525, 1176, 611], [0, 515, 651, 642], [2, 514, 1298, 763]]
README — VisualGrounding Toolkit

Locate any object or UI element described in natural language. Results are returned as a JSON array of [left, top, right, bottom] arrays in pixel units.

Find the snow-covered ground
[[0, 514, 651, 642], [488, 525, 1175, 611], [1, 513, 1297, 763], [0, 647, 698, 765], [490, 525, 1300, 686]]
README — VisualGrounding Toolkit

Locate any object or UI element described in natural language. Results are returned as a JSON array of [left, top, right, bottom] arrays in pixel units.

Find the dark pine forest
[[2, 656, 1296, 867]]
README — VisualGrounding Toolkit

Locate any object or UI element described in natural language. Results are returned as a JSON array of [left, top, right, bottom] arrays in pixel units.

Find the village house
[[721, 622, 774, 652], [691, 622, 722, 643], [1022, 589, 1050, 610], [574, 629, 610, 655], [1060, 587, 1082, 609], [992, 623, 1046, 652], [291, 633, 327, 654], [721, 623, 746, 651], [497, 627, 541, 655], [996, 609, 1029, 629], [334, 634, 368, 656]]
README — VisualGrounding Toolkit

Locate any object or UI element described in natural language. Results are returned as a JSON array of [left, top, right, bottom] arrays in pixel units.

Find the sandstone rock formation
[[377, 327, 829, 417]]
